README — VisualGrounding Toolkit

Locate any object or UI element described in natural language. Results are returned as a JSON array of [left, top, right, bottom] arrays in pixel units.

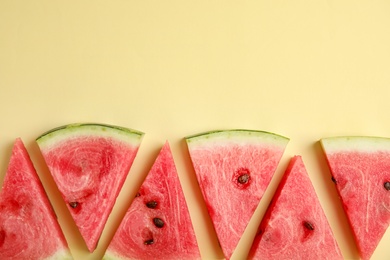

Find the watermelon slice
[[185, 129, 289, 259], [321, 136, 390, 260], [0, 138, 72, 259], [249, 156, 343, 259], [104, 141, 201, 260], [36, 123, 144, 252]]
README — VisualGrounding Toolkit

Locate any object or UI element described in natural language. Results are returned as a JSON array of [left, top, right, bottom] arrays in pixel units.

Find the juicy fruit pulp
[[0, 139, 72, 259], [105, 142, 201, 260], [249, 156, 342, 260], [36, 123, 144, 252], [186, 130, 289, 259], [321, 136, 390, 260]]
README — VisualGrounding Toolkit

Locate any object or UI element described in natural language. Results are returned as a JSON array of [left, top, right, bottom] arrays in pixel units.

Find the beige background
[[1, 1, 389, 259]]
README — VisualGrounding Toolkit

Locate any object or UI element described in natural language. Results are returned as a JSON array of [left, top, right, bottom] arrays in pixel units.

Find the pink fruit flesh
[[324, 150, 390, 260], [249, 156, 342, 260], [106, 142, 200, 260], [39, 135, 141, 252], [0, 139, 71, 259], [186, 131, 288, 259]]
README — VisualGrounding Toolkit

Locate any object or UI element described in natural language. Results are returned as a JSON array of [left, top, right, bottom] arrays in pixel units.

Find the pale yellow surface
[[0, 1, 389, 259]]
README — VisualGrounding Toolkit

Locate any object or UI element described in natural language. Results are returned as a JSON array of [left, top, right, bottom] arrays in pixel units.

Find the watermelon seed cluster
[[133, 193, 167, 246]]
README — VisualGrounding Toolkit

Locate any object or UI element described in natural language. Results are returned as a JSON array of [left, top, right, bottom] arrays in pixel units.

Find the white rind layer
[[186, 129, 289, 147], [103, 251, 126, 260], [45, 249, 73, 260], [321, 136, 390, 153]]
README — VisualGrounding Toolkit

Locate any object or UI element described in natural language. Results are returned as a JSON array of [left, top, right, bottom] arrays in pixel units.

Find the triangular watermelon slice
[[321, 136, 390, 260], [104, 141, 201, 260], [185, 129, 289, 259], [0, 138, 72, 259], [36, 123, 144, 252], [249, 156, 343, 259]]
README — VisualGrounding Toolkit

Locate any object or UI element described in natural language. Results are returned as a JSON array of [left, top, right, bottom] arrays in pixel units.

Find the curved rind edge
[[36, 123, 144, 147], [185, 129, 289, 146], [320, 136, 390, 153]]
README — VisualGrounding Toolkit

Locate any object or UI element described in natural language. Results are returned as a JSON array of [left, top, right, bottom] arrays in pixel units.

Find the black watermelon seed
[[146, 200, 158, 209], [144, 239, 154, 245], [235, 168, 251, 187], [384, 182, 390, 191], [331, 176, 337, 184], [303, 221, 314, 231], [69, 202, 79, 208], [135, 192, 141, 197], [153, 218, 165, 228], [238, 174, 250, 184]]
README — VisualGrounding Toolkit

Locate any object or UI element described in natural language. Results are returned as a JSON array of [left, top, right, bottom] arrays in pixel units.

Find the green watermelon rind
[[185, 129, 289, 146], [320, 136, 390, 153], [48, 249, 74, 260], [102, 252, 122, 260], [36, 123, 144, 148]]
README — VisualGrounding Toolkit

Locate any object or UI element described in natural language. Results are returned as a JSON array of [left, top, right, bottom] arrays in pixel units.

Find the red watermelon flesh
[[185, 130, 289, 259], [104, 141, 201, 260], [249, 156, 342, 260], [321, 136, 390, 260], [36, 123, 144, 252], [0, 138, 72, 259]]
